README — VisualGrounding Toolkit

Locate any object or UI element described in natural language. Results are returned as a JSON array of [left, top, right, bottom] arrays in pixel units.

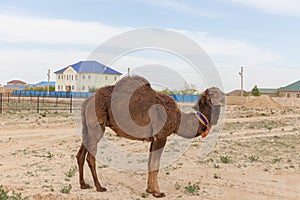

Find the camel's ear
[[193, 99, 199, 110], [193, 89, 212, 111], [204, 89, 212, 103]]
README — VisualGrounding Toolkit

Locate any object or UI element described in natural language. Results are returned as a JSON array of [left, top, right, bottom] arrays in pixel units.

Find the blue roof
[[4, 85, 26, 89], [54, 61, 122, 75], [35, 81, 55, 87], [27, 81, 55, 87]]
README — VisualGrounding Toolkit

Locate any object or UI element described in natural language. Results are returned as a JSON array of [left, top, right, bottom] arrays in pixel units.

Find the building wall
[[55, 67, 121, 92], [75, 73, 120, 92], [278, 91, 300, 98], [55, 66, 77, 91]]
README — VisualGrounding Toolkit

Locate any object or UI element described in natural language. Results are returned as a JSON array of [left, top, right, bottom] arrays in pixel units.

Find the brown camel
[[76, 75, 224, 198]]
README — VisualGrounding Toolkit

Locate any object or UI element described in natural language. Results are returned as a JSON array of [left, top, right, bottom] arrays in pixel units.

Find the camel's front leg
[[146, 138, 167, 198]]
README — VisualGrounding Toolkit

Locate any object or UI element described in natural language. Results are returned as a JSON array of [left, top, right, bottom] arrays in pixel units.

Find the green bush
[[0, 185, 28, 200]]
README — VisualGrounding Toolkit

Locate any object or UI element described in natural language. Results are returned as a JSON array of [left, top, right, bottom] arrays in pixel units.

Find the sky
[[0, 0, 299, 92]]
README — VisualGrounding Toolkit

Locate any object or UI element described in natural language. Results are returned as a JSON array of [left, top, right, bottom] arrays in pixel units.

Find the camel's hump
[[113, 75, 152, 93]]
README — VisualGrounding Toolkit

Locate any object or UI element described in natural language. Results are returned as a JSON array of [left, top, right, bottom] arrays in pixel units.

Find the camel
[[76, 75, 224, 198]]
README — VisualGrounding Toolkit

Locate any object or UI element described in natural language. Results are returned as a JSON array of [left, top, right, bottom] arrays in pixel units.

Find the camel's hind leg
[[76, 144, 91, 189], [78, 94, 107, 192], [84, 115, 107, 192], [146, 138, 167, 198], [86, 151, 107, 192]]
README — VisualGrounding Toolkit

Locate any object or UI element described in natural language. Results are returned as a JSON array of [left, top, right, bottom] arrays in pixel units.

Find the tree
[[251, 85, 261, 96], [24, 85, 55, 92], [88, 87, 97, 92]]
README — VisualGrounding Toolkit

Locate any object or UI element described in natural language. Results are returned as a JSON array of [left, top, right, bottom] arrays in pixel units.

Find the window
[[287, 93, 290, 97], [72, 85, 74, 90], [83, 75, 85, 80], [75, 75, 78, 80], [82, 86, 85, 90], [114, 76, 117, 81], [88, 75, 91, 79], [296, 94, 300, 98], [67, 75, 69, 80], [105, 76, 108, 80], [58, 85, 60, 90], [71, 75, 73, 80]]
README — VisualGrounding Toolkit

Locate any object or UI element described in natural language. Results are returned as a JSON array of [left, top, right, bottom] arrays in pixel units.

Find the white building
[[54, 61, 122, 92]]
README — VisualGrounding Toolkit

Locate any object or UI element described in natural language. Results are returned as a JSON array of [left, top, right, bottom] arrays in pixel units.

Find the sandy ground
[[0, 104, 300, 200]]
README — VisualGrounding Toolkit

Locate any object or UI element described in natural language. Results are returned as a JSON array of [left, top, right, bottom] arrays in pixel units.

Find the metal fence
[[0, 89, 203, 114], [0, 93, 74, 113], [169, 94, 199, 102], [13, 90, 94, 98]]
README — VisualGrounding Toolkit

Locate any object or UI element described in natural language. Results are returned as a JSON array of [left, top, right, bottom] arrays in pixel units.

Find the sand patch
[[243, 95, 283, 109]]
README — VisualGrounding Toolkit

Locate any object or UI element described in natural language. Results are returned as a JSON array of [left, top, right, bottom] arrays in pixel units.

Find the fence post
[[70, 95, 73, 113], [0, 93, 2, 114], [37, 95, 40, 113], [56, 96, 58, 107]]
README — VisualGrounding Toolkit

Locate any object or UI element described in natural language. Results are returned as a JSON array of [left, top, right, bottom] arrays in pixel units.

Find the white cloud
[[0, 14, 129, 45], [181, 31, 278, 66], [0, 13, 284, 91], [229, 0, 300, 16], [145, 0, 216, 17], [0, 49, 89, 84], [0, 13, 278, 67]]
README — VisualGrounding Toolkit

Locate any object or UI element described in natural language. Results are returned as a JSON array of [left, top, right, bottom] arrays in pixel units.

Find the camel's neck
[[175, 112, 206, 139]]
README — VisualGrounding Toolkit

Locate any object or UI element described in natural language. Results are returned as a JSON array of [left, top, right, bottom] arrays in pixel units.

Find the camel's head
[[193, 87, 225, 126]]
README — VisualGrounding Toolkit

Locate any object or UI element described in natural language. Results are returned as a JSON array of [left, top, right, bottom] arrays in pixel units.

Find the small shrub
[[213, 174, 221, 179], [272, 158, 282, 163], [184, 182, 200, 195], [64, 166, 77, 178], [46, 152, 54, 159], [0, 185, 28, 200], [60, 184, 72, 194], [214, 164, 220, 168], [175, 182, 181, 190], [141, 192, 149, 198], [0, 185, 8, 200], [98, 164, 108, 169], [249, 155, 259, 162], [220, 155, 231, 163], [50, 185, 54, 192]]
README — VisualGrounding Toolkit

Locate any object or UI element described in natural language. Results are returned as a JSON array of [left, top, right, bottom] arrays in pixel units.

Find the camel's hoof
[[80, 184, 91, 189], [96, 187, 107, 192], [152, 192, 166, 198], [146, 189, 166, 198]]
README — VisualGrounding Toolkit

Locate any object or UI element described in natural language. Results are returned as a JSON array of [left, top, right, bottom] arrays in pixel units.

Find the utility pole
[[128, 67, 130, 76], [239, 67, 244, 96], [47, 69, 50, 96]]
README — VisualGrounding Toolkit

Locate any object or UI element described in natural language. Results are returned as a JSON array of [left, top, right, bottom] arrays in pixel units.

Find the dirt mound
[[243, 95, 283, 109]]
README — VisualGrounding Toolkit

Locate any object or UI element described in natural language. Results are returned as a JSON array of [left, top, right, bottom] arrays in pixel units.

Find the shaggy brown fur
[[76, 75, 224, 198]]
